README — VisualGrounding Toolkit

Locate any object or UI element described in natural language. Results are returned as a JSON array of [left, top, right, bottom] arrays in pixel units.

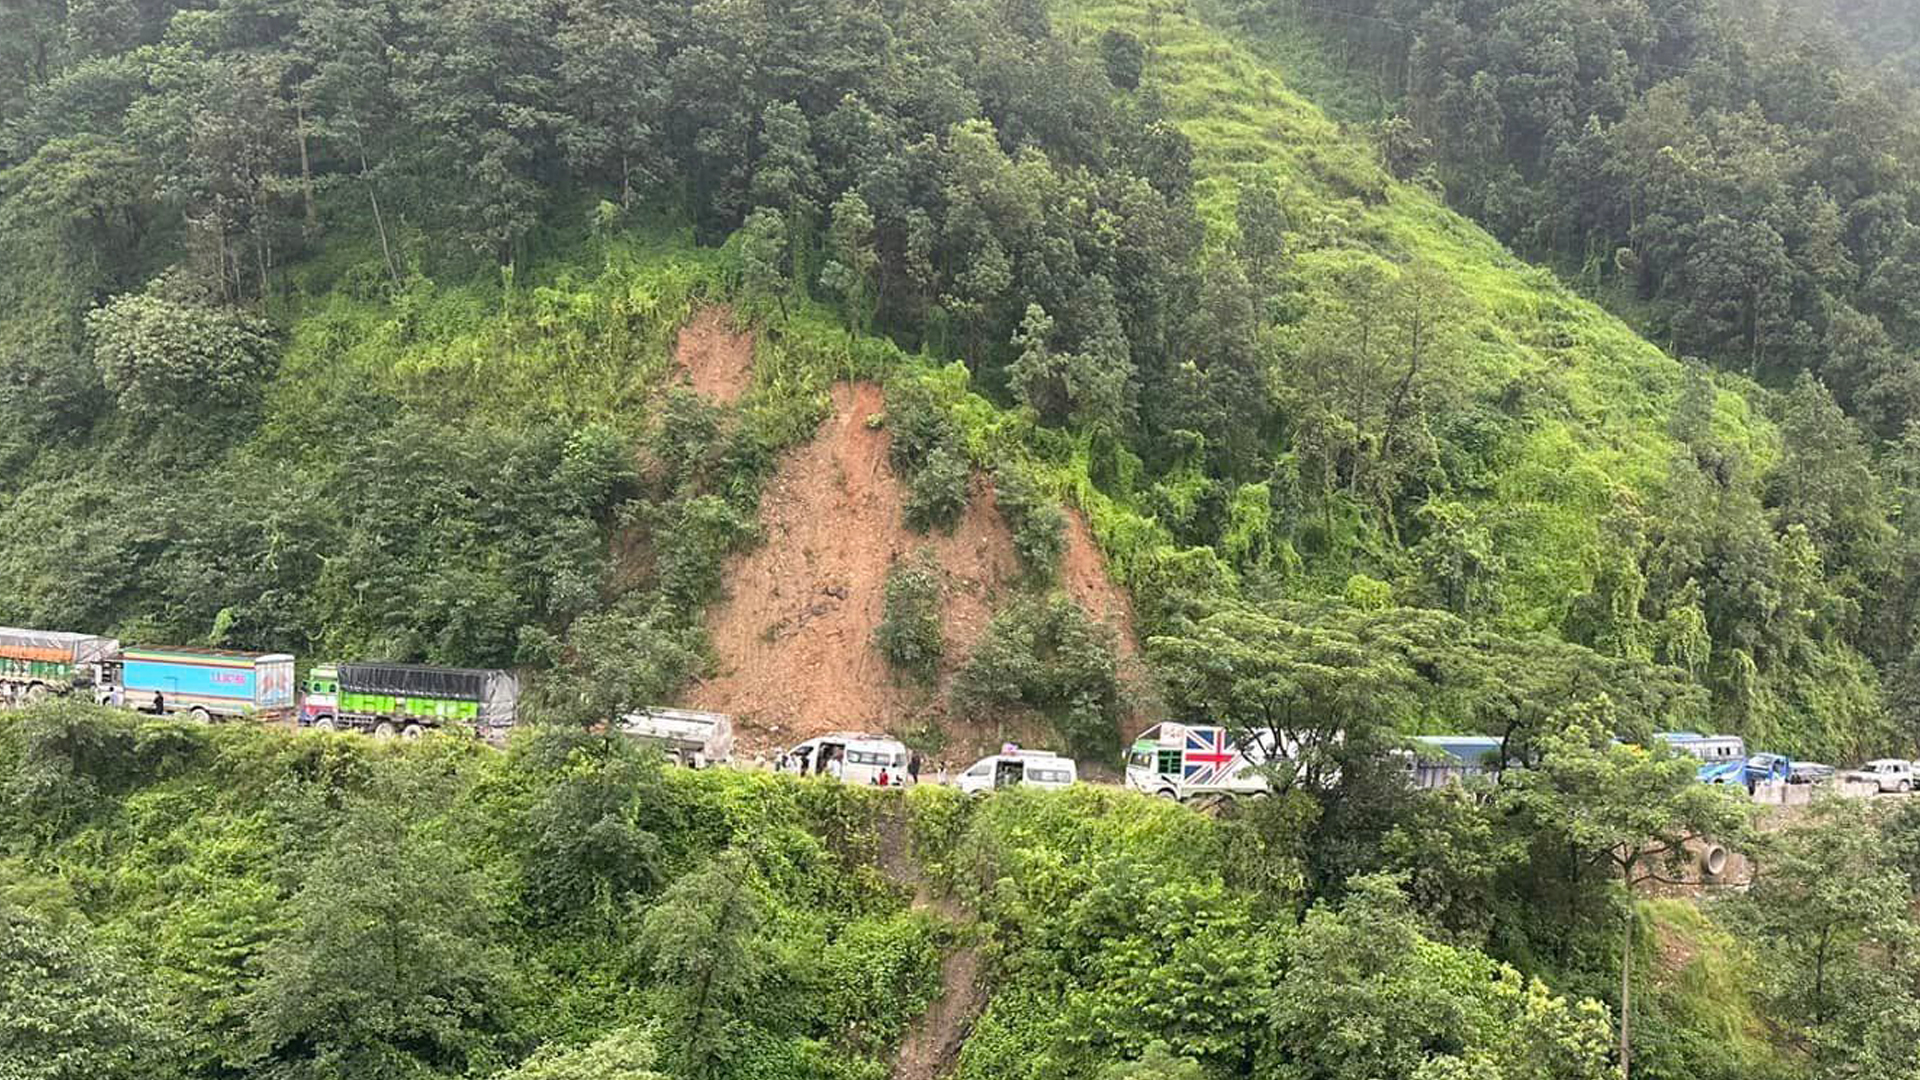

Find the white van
[[781, 732, 913, 787], [955, 748, 1077, 795]]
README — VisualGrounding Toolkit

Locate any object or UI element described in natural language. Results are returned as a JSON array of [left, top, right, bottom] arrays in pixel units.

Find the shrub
[[888, 380, 971, 533], [87, 285, 277, 427], [1099, 29, 1146, 91], [992, 467, 1066, 583], [875, 551, 945, 682], [904, 446, 969, 533], [885, 381, 959, 476], [953, 596, 1122, 758]]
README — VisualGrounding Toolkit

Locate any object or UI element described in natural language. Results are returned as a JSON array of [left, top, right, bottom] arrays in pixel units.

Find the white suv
[[1847, 759, 1915, 793]]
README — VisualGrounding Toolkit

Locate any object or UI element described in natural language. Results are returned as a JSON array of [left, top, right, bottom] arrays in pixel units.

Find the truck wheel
[[1901, 781, 1912, 794], [23, 683, 47, 703], [310, 716, 337, 732], [1155, 788, 1180, 801], [189, 707, 213, 724], [401, 723, 425, 740], [372, 720, 398, 740]]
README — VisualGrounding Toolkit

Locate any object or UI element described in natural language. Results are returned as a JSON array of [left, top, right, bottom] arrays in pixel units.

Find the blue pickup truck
[[1698, 752, 1791, 787]]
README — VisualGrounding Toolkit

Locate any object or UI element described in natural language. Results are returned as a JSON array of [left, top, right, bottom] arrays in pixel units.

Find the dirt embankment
[[877, 806, 986, 1080], [673, 307, 755, 405], [669, 313, 1141, 765], [682, 382, 1032, 762]]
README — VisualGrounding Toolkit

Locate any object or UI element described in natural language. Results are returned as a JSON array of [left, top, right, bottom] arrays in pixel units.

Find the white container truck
[[1124, 722, 1274, 800], [619, 707, 735, 767]]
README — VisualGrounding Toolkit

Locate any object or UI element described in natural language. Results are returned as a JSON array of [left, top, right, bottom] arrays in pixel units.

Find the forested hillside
[[9, 0, 1920, 1074], [4, 0, 1913, 761], [1235, 0, 1920, 749], [10, 703, 1920, 1080]]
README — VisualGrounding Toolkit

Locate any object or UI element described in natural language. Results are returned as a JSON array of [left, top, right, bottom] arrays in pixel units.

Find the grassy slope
[[1059, 0, 1776, 632]]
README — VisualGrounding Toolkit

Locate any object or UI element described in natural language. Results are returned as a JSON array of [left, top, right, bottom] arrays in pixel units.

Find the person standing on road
[[825, 750, 844, 781], [908, 751, 922, 784]]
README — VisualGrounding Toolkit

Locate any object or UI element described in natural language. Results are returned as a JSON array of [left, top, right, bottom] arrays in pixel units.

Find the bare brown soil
[[682, 381, 1145, 766], [892, 944, 984, 1080], [686, 383, 1026, 765], [673, 306, 755, 405]]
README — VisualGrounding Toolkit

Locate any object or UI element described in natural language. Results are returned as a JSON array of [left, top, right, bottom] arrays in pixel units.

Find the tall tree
[[244, 777, 514, 1080], [1499, 705, 1751, 1079], [636, 848, 770, 1080]]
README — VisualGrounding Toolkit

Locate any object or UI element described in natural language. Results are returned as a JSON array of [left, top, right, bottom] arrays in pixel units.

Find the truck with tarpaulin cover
[[102, 646, 296, 723], [0, 627, 120, 704], [300, 662, 519, 738]]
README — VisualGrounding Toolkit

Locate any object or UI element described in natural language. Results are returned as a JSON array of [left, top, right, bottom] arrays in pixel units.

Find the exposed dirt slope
[[876, 805, 986, 1080], [673, 306, 755, 405], [683, 381, 1138, 765], [1063, 509, 1140, 663], [893, 945, 984, 1080], [685, 383, 1030, 762]]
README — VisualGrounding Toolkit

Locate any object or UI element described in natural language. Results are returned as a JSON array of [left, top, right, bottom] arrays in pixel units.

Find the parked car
[[1845, 759, 1915, 793], [1787, 762, 1835, 785], [955, 748, 1077, 796]]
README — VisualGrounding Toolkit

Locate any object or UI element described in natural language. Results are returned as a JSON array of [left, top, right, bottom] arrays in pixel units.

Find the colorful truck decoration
[[108, 646, 296, 722], [1124, 722, 1273, 800], [0, 627, 120, 704], [301, 662, 519, 737]]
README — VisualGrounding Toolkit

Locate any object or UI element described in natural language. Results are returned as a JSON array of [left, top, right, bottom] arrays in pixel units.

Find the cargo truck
[[1124, 722, 1276, 800], [300, 662, 519, 738], [0, 627, 120, 704], [101, 646, 297, 723], [618, 707, 734, 767]]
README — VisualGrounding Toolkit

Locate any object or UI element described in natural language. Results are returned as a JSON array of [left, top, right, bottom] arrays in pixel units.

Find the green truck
[[300, 662, 518, 737], [0, 627, 119, 704]]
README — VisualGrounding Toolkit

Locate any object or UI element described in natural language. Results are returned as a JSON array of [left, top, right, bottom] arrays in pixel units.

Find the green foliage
[[501, 1026, 668, 1080], [242, 771, 515, 1080], [0, 706, 946, 1080], [0, 902, 172, 1080], [904, 445, 970, 534], [954, 595, 1123, 758], [1732, 798, 1920, 1079], [87, 284, 276, 428], [1270, 874, 1614, 1080], [993, 467, 1067, 583], [1098, 29, 1146, 92], [520, 741, 668, 927], [636, 847, 769, 1079], [875, 550, 944, 682]]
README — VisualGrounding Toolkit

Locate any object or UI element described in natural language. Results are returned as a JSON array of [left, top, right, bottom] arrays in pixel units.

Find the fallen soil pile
[[683, 382, 1139, 766]]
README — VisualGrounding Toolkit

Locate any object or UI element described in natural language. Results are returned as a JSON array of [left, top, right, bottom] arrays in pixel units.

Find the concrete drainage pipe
[[1700, 843, 1729, 879]]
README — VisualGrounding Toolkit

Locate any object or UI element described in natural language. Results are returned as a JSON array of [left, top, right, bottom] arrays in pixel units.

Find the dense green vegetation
[[1223, 0, 1920, 752], [6, 0, 1913, 762], [7, 0, 1920, 1073], [10, 704, 1920, 1080]]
